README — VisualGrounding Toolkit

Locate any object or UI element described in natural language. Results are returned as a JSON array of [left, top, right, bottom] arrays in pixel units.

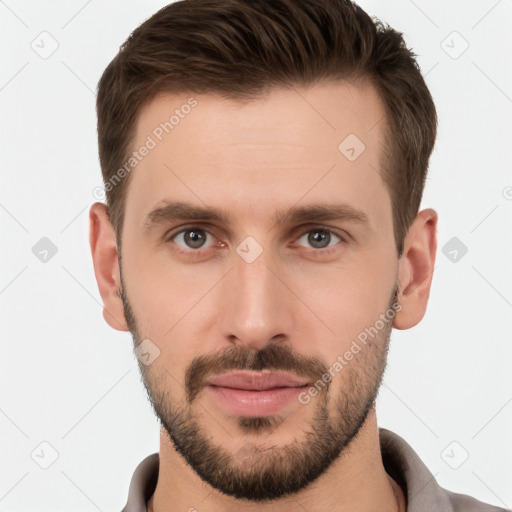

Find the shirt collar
[[379, 428, 453, 511]]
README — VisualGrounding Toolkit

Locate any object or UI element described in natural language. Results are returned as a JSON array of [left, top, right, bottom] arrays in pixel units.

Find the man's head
[[90, 0, 437, 503]]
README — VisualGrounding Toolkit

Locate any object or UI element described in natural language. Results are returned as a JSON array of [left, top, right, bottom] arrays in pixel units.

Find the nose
[[218, 244, 294, 351]]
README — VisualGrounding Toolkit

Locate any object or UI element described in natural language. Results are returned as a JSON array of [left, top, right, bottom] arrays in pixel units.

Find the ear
[[89, 202, 129, 331], [393, 208, 438, 330]]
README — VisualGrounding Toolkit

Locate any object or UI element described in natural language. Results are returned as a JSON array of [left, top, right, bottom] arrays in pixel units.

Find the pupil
[[309, 230, 330, 248], [186, 230, 205, 248]]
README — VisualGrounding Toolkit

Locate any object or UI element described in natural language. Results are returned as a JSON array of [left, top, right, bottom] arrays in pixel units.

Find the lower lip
[[206, 385, 308, 417]]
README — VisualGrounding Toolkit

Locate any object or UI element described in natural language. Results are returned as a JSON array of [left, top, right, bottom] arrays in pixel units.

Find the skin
[[90, 79, 437, 512]]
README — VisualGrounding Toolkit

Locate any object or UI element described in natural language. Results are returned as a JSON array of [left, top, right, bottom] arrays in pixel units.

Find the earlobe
[[393, 208, 438, 330], [89, 202, 129, 332]]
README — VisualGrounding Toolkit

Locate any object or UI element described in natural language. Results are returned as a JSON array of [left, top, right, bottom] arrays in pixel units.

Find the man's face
[[119, 80, 399, 501]]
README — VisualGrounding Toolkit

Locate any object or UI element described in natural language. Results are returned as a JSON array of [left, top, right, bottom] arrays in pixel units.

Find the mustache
[[185, 343, 329, 403]]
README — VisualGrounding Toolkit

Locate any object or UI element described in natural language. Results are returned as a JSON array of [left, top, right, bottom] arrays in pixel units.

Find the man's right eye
[[168, 227, 217, 250]]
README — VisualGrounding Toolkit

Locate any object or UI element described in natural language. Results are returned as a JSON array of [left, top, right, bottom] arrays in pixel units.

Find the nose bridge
[[220, 241, 291, 349]]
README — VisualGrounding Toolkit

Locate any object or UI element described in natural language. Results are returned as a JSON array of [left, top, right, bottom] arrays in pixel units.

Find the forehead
[[124, 79, 390, 232], [135, 78, 386, 156]]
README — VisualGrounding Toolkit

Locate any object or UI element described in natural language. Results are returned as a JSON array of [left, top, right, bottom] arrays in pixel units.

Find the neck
[[148, 409, 405, 512]]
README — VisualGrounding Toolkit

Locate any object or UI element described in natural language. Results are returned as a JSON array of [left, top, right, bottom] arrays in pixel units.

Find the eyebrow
[[144, 200, 369, 230]]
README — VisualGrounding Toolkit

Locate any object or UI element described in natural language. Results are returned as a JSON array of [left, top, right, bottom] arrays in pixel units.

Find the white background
[[1, 0, 511, 510]]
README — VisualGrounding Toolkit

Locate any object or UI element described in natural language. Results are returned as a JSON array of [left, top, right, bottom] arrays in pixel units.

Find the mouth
[[205, 370, 311, 417], [206, 369, 311, 390]]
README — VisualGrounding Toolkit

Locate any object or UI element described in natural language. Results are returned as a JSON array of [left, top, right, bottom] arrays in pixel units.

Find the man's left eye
[[296, 229, 343, 250]]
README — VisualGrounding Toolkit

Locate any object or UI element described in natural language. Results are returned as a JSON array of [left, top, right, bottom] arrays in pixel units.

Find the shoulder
[[378, 428, 509, 512], [444, 488, 509, 512]]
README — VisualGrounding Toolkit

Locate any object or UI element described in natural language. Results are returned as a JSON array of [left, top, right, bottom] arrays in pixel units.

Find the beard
[[120, 270, 398, 502]]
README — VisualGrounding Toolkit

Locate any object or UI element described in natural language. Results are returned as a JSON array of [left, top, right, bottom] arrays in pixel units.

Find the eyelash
[[165, 225, 348, 258]]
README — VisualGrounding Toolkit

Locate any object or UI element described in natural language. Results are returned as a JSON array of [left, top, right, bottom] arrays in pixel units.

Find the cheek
[[296, 248, 397, 351], [122, 248, 222, 382], [121, 236, 214, 333]]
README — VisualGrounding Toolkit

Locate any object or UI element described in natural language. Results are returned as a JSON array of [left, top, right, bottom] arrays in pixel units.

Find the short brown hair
[[96, 0, 437, 255]]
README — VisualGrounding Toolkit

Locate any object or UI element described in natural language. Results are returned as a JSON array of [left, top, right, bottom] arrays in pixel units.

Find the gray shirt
[[122, 427, 508, 511]]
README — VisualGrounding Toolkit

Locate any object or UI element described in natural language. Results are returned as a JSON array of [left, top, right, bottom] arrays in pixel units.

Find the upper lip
[[206, 370, 310, 391]]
